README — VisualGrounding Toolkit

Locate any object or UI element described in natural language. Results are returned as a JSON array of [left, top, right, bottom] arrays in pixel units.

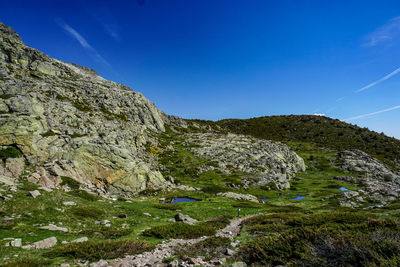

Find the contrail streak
[[345, 105, 400, 121], [357, 67, 400, 92]]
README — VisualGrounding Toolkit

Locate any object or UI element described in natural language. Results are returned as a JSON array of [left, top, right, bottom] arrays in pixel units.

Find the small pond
[[338, 186, 352, 191], [290, 195, 306, 200], [171, 197, 197, 204]]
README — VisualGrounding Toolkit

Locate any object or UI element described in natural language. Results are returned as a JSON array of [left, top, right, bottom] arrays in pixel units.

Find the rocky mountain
[[0, 22, 304, 195]]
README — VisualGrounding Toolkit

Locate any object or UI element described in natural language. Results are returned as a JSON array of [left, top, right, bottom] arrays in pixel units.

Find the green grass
[[45, 240, 153, 261], [142, 223, 216, 239]]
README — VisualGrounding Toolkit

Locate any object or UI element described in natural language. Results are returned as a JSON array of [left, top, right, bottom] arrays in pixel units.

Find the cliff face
[[0, 22, 173, 194]]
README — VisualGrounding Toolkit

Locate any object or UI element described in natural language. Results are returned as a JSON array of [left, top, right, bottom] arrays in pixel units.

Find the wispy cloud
[[365, 16, 400, 47], [356, 66, 400, 92], [57, 19, 110, 67], [345, 105, 400, 121]]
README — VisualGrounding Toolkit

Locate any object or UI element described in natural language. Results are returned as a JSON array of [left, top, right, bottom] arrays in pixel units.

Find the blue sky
[[1, 0, 400, 138]]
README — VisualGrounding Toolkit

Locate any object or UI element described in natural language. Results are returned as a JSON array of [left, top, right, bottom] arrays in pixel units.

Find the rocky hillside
[[208, 115, 400, 169], [0, 22, 305, 195], [0, 22, 178, 194]]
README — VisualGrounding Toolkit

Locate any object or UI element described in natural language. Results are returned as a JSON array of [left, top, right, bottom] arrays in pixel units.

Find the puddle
[[171, 198, 197, 204], [261, 198, 270, 202], [338, 187, 352, 191], [290, 196, 306, 200]]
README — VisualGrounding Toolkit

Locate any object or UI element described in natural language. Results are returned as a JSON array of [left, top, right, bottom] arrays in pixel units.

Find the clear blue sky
[[1, 0, 400, 138]]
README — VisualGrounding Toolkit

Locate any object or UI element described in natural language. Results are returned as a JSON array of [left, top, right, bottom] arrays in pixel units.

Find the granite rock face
[[184, 133, 306, 189], [0, 22, 174, 193], [337, 150, 400, 183]]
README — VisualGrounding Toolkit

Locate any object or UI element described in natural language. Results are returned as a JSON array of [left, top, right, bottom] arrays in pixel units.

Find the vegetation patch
[[45, 240, 153, 261], [236, 212, 400, 266], [142, 222, 215, 239], [153, 203, 181, 210], [177, 236, 231, 259], [40, 130, 57, 137], [0, 258, 53, 267], [68, 190, 98, 201], [0, 146, 22, 162], [71, 206, 105, 219], [60, 176, 80, 189]]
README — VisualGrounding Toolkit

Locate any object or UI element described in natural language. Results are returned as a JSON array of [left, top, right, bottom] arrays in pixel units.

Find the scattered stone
[[5, 238, 21, 247], [28, 190, 41, 198], [143, 212, 152, 217], [89, 259, 108, 267], [39, 224, 68, 232], [226, 248, 235, 256], [217, 192, 259, 203], [229, 262, 247, 267], [63, 201, 76, 206], [173, 213, 198, 225], [71, 237, 88, 243], [23, 237, 57, 249]]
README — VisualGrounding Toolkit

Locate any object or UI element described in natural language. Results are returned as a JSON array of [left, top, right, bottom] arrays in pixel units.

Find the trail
[[110, 214, 258, 267]]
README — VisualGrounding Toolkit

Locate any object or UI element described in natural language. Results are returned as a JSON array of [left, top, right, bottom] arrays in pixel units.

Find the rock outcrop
[[0, 22, 174, 193], [184, 133, 306, 189], [335, 150, 400, 207]]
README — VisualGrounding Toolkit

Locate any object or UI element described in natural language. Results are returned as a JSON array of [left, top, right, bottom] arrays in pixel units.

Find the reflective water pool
[[290, 195, 306, 200], [171, 198, 197, 204]]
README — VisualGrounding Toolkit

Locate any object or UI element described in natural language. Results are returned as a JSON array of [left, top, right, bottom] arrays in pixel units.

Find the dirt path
[[110, 214, 258, 267]]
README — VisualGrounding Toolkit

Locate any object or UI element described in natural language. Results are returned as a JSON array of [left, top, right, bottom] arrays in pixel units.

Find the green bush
[[178, 236, 231, 258], [60, 176, 80, 189], [153, 203, 180, 210], [40, 130, 57, 137], [0, 258, 53, 267], [68, 190, 98, 201], [236, 212, 400, 266], [142, 223, 215, 239], [44, 240, 153, 261], [71, 207, 105, 219], [0, 146, 22, 161], [80, 228, 131, 239]]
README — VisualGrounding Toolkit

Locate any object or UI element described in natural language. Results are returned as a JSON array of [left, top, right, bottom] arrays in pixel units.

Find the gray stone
[[29, 190, 41, 198], [63, 201, 76, 206], [39, 224, 68, 232], [217, 192, 259, 203], [28, 237, 57, 249], [229, 262, 247, 267], [71, 237, 88, 243], [89, 259, 108, 267], [174, 213, 198, 225]]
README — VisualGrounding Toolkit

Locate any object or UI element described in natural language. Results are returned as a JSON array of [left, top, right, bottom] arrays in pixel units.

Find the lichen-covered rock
[[184, 133, 305, 189], [337, 150, 400, 182], [0, 22, 178, 194], [217, 192, 259, 203]]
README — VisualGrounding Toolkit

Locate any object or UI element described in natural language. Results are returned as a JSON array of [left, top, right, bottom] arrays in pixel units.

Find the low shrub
[[178, 236, 231, 258], [44, 240, 153, 261], [60, 176, 80, 190], [71, 207, 105, 219], [0, 146, 22, 161], [68, 190, 98, 201], [142, 223, 215, 239], [80, 228, 131, 239], [153, 203, 180, 210], [232, 201, 263, 209], [0, 258, 53, 267]]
